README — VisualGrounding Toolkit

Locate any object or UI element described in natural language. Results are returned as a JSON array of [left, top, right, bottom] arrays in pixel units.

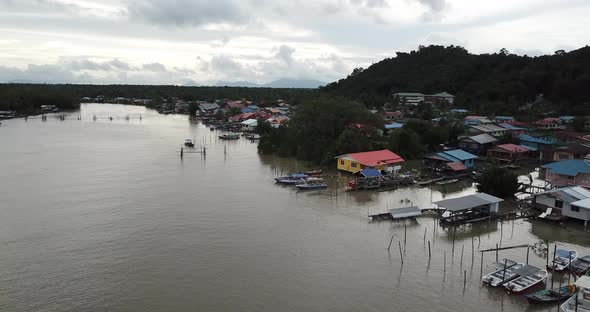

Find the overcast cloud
[[0, 0, 588, 85]]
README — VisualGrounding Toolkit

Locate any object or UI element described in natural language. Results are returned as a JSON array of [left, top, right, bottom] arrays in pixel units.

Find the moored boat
[[560, 276, 590, 312], [184, 138, 195, 147], [275, 173, 308, 184], [525, 286, 572, 304], [571, 256, 590, 276], [548, 249, 578, 272], [219, 133, 240, 140], [482, 259, 523, 287], [436, 178, 459, 185], [302, 169, 322, 176], [296, 177, 327, 190], [504, 265, 547, 294]]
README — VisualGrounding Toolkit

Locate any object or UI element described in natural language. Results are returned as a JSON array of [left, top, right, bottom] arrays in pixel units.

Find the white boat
[[548, 249, 578, 272], [296, 177, 327, 190], [560, 276, 590, 312], [503, 265, 547, 294], [436, 178, 459, 185], [482, 259, 524, 287]]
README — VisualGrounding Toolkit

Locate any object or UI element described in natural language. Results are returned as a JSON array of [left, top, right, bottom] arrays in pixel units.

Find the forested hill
[[321, 45, 590, 115]]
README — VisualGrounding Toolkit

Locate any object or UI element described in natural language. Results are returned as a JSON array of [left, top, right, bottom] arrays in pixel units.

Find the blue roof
[[560, 116, 576, 121], [519, 134, 553, 145], [241, 108, 255, 113], [495, 116, 514, 120], [556, 249, 576, 258], [385, 122, 404, 129], [450, 109, 468, 113], [436, 152, 460, 162], [499, 123, 523, 130], [440, 149, 478, 161], [360, 169, 382, 178], [522, 145, 538, 152], [248, 105, 260, 110], [542, 159, 590, 176]]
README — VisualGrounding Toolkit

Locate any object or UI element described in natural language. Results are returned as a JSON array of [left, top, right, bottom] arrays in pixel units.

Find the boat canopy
[[388, 206, 421, 219], [360, 169, 382, 178], [574, 276, 590, 289], [514, 265, 541, 277], [433, 193, 503, 212], [556, 249, 576, 258], [288, 173, 307, 179], [490, 259, 518, 270]]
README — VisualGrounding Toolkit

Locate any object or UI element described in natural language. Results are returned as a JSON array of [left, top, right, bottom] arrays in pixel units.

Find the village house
[[457, 133, 498, 155], [468, 124, 509, 137], [494, 116, 514, 123], [498, 123, 525, 135], [541, 157, 590, 187], [241, 119, 258, 131], [540, 143, 590, 162], [383, 111, 403, 122], [266, 116, 289, 128], [532, 186, 590, 226], [335, 149, 405, 174], [425, 92, 455, 105], [225, 100, 245, 110], [486, 144, 534, 162], [519, 134, 554, 151], [198, 102, 220, 115], [534, 118, 565, 130], [393, 93, 425, 105], [423, 149, 477, 173], [463, 116, 492, 126]]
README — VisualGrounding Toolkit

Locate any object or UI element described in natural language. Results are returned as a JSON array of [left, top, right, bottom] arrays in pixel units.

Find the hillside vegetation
[[322, 45, 590, 115]]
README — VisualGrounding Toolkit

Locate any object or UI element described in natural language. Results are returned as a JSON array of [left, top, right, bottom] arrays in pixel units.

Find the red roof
[[464, 115, 485, 121], [342, 149, 405, 167], [496, 144, 529, 153], [384, 111, 402, 117], [507, 120, 529, 127], [447, 162, 467, 171], [534, 118, 560, 125]]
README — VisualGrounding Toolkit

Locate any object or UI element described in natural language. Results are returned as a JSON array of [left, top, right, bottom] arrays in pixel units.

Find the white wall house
[[533, 186, 590, 226]]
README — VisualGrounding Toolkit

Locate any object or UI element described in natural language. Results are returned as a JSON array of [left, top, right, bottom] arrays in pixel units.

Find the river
[[0, 104, 588, 312]]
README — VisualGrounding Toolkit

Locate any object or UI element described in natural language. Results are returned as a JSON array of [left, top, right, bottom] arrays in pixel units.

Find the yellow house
[[335, 149, 405, 174]]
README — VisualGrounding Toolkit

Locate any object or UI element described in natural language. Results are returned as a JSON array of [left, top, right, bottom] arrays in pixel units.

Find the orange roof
[[447, 162, 467, 171], [340, 149, 405, 167]]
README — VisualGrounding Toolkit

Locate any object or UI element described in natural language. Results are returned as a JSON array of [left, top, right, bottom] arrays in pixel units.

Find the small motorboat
[[560, 276, 590, 312], [275, 173, 308, 184], [504, 265, 547, 294], [525, 286, 572, 304], [482, 259, 523, 287], [436, 178, 459, 185], [302, 169, 322, 176], [184, 139, 195, 148], [296, 177, 327, 190], [219, 133, 240, 140], [571, 256, 590, 276], [548, 249, 578, 272]]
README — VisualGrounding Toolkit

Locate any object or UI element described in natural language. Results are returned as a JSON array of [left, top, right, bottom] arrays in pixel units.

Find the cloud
[[142, 62, 167, 72], [416, 0, 447, 12], [275, 45, 296, 66], [126, 0, 248, 27]]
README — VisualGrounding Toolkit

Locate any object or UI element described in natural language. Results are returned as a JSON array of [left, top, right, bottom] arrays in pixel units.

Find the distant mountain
[[215, 79, 326, 89]]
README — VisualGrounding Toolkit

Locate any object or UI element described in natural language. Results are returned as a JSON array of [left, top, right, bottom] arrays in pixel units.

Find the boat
[[525, 286, 572, 304], [560, 276, 590, 312], [548, 249, 578, 272], [275, 173, 308, 184], [571, 256, 590, 276], [219, 133, 240, 140], [435, 178, 459, 185], [482, 259, 524, 287], [302, 169, 322, 176], [504, 265, 547, 294], [209, 126, 215, 130], [296, 177, 327, 190], [184, 139, 195, 148], [249, 134, 261, 141]]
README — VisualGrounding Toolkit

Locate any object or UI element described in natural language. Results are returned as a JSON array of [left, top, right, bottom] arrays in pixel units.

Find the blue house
[[519, 134, 554, 151], [424, 149, 478, 171]]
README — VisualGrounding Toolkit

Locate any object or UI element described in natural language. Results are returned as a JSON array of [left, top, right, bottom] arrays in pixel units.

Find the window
[[340, 160, 345, 165], [555, 200, 563, 209], [571, 206, 580, 213], [351, 163, 357, 168], [568, 176, 575, 180]]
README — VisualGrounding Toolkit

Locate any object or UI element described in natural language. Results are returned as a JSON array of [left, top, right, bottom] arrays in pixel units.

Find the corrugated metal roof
[[542, 159, 590, 176], [389, 207, 422, 219], [466, 133, 498, 144], [519, 134, 553, 144], [447, 162, 467, 171], [572, 198, 590, 210], [534, 186, 590, 203], [360, 169, 382, 178], [442, 149, 478, 161], [498, 123, 523, 130], [433, 193, 503, 212], [338, 150, 405, 167]]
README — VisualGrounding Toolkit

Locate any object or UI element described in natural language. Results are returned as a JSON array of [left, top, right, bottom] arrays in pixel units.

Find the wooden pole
[[480, 252, 484, 278], [551, 244, 557, 289], [398, 241, 404, 264], [526, 245, 530, 265], [568, 252, 573, 285], [404, 224, 407, 249], [502, 258, 508, 284], [464, 270, 467, 288], [428, 240, 431, 260], [496, 243, 499, 262], [387, 235, 394, 251], [444, 251, 447, 276], [423, 227, 427, 244], [452, 226, 456, 255], [471, 236, 475, 262]]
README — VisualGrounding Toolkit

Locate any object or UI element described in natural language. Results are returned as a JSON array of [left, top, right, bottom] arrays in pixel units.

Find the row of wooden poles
[[385, 223, 581, 298]]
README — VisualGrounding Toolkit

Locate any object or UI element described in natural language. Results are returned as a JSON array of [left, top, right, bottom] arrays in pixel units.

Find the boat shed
[[434, 193, 503, 225], [389, 207, 422, 219]]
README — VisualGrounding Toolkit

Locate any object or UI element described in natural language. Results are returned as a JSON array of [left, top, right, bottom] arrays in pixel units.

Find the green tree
[[497, 132, 520, 144], [476, 167, 521, 198], [572, 116, 586, 132]]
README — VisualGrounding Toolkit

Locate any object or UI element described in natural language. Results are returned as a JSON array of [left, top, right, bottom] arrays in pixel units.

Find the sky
[[0, 0, 589, 85]]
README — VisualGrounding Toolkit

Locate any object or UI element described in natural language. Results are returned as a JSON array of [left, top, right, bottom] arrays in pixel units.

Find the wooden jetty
[[369, 206, 422, 221]]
